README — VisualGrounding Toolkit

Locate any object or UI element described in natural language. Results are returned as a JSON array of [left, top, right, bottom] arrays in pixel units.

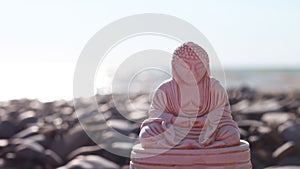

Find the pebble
[[273, 141, 298, 160], [0, 87, 299, 168], [57, 155, 119, 169], [278, 121, 300, 145], [262, 112, 295, 128], [17, 110, 38, 129], [0, 120, 15, 138]]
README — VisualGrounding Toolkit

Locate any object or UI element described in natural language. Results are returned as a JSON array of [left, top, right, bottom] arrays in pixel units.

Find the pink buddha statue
[[139, 42, 240, 149]]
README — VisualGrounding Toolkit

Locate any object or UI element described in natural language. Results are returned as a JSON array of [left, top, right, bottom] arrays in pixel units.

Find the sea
[[0, 62, 299, 102]]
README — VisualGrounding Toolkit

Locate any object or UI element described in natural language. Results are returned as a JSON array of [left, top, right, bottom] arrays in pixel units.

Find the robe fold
[[140, 77, 239, 148]]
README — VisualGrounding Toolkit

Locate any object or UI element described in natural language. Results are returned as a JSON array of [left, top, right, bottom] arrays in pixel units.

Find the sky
[[0, 0, 299, 101]]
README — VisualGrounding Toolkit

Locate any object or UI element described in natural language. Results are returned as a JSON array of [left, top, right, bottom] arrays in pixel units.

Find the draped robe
[[139, 77, 240, 149]]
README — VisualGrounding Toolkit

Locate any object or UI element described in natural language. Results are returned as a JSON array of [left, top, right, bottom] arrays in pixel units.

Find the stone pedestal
[[130, 140, 252, 169]]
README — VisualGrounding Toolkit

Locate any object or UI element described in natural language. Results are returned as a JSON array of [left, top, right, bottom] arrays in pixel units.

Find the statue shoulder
[[210, 78, 227, 98], [156, 78, 173, 91], [210, 78, 225, 91]]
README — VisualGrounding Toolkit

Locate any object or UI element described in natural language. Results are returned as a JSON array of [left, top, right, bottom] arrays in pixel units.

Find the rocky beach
[[0, 87, 300, 169]]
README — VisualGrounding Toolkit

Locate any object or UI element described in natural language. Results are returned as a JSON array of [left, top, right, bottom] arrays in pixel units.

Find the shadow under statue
[[130, 42, 251, 169]]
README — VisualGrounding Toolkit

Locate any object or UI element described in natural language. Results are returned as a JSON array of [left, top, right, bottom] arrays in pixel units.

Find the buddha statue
[[139, 42, 240, 149]]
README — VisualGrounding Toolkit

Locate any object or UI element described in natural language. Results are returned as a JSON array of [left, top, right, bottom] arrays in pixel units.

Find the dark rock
[[40, 124, 57, 139], [26, 134, 52, 148], [96, 94, 112, 104], [99, 131, 133, 162], [265, 166, 300, 169], [45, 149, 64, 167], [67, 145, 102, 160], [13, 125, 39, 138], [17, 110, 38, 129], [50, 124, 91, 159], [277, 155, 300, 166], [15, 140, 45, 161], [57, 155, 119, 169], [278, 121, 300, 145], [0, 120, 15, 138], [273, 141, 299, 160]]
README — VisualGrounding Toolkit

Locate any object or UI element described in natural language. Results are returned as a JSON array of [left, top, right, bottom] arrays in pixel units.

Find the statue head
[[172, 42, 210, 85]]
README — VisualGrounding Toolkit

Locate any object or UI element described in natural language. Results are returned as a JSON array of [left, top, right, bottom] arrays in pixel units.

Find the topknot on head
[[173, 42, 209, 62]]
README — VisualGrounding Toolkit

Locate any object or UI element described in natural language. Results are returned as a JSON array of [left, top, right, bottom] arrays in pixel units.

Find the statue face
[[172, 57, 207, 85]]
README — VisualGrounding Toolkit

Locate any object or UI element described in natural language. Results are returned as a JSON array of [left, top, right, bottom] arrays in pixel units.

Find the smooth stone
[[277, 155, 300, 166], [99, 130, 133, 158], [52, 100, 69, 108], [57, 155, 119, 169], [60, 107, 74, 116], [45, 149, 64, 167], [278, 121, 300, 145], [97, 148, 130, 167], [17, 110, 38, 129], [128, 111, 148, 121], [13, 125, 39, 138], [0, 120, 15, 138], [106, 119, 134, 136], [265, 166, 300, 169], [235, 99, 282, 120], [15, 140, 45, 161], [96, 94, 112, 104], [29, 100, 44, 110], [26, 134, 52, 148], [261, 112, 295, 128], [130, 140, 251, 169], [257, 126, 285, 147], [238, 127, 249, 139], [0, 139, 8, 148], [67, 145, 102, 160], [231, 100, 251, 112], [50, 124, 91, 159], [273, 141, 298, 160], [237, 120, 264, 131], [40, 124, 57, 139]]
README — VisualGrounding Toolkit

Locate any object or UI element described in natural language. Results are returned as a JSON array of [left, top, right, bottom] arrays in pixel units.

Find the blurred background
[[0, 0, 299, 101], [0, 1, 300, 169]]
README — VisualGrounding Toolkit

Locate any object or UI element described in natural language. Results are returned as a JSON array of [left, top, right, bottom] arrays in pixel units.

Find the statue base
[[130, 140, 251, 169]]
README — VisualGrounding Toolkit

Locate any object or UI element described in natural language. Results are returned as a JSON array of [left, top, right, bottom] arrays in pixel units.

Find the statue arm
[[141, 83, 173, 128], [199, 79, 237, 144]]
